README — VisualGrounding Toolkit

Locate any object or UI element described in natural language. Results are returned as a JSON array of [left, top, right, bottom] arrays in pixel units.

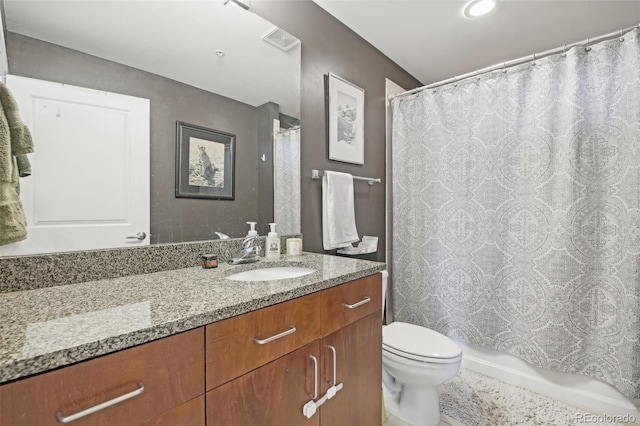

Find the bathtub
[[453, 339, 640, 420]]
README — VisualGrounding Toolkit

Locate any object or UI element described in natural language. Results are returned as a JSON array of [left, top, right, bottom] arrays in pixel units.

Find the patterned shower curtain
[[274, 126, 301, 235], [391, 29, 640, 399]]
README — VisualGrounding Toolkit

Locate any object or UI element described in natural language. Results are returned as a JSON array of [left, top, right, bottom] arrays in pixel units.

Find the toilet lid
[[383, 322, 461, 360]]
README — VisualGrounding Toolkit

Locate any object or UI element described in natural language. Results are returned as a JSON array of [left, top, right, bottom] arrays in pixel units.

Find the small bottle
[[265, 223, 281, 259], [246, 222, 258, 238], [286, 238, 303, 256], [200, 254, 218, 269]]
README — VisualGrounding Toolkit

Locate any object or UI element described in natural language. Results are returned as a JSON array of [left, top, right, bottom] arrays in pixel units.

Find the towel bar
[[311, 169, 381, 186]]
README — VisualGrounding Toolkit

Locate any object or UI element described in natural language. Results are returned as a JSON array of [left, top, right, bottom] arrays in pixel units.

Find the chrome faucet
[[214, 231, 230, 240], [229, 236, 261, 265]]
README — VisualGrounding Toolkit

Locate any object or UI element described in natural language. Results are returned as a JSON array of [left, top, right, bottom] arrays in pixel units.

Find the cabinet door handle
[[324, 345, 343, 400], [303, 352, 343, 418], [302, 354, 320, 419], [253, 326, 296, 344], [56, 381, 145, 424], [344, 296, 371, 309], [309, 354, 319, 400], [327, 345, 337, 386]]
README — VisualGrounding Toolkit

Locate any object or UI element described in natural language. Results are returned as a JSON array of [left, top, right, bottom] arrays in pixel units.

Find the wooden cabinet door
[[320, 312, 382, 426], [206, 340, 321, 426]]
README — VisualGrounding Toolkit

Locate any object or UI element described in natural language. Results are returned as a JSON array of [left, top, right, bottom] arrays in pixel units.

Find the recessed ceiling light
[[463, 0, 496, 18], [215, 50, 225, 57]]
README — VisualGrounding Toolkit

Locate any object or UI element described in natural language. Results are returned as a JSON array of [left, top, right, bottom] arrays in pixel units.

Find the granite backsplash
[[0, 235, 301, 293]]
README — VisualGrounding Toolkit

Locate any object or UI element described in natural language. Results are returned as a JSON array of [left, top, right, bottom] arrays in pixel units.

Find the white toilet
[[379, 273, 462, 426], [382, 322, 462, 426]]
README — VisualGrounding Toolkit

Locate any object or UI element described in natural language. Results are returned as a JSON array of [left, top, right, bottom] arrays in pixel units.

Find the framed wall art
[[175, 121, 235, 200], [327, 73, 365, 165]]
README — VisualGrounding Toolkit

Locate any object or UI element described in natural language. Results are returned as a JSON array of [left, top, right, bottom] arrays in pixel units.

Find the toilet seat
[[383, 322, 462, 364]]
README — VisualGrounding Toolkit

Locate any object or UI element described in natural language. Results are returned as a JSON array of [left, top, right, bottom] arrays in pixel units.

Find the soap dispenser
[[246, 222, 258, 238], [265, 223, 281, 259]]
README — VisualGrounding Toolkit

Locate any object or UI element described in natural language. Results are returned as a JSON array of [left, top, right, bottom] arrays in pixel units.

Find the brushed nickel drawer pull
[[253, 326, 296, 344], [56, 381, 145, 423], [344, 296, 371, 309]]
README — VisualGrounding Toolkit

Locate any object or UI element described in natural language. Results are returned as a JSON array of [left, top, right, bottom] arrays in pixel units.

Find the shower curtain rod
[[389, 23, 640, 102]]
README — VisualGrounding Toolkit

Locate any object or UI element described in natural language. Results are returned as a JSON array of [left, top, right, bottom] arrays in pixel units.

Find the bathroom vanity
[[0, 252, 384, 425]]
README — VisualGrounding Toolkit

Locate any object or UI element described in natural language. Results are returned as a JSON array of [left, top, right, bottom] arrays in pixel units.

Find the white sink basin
[[225, 266, 315, 282]]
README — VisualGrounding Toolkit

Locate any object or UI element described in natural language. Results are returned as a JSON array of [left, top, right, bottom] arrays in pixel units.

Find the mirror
[[0, 0, 301, 256]]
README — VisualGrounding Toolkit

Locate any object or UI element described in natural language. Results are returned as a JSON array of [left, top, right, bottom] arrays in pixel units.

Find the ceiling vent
[[262, 27, 300, 52]]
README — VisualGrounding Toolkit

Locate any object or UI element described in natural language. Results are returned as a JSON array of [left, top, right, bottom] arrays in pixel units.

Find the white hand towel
[[322, 171, 359, 250]]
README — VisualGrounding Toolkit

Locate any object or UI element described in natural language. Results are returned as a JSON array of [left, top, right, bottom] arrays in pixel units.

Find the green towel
[[16, 154, 31, 178], [0, 157, 28, 245], [0, 81, 33, 182], [1, 82, 33, 153], [0, 202, 27, 245], [0, 80, 34, 246]]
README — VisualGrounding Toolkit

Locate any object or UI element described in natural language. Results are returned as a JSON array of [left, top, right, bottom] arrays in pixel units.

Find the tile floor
[[383, 368, 628, 426]]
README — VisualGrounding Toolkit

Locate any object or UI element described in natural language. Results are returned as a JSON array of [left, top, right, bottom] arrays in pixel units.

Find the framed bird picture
[[175, 121, 235, 200]]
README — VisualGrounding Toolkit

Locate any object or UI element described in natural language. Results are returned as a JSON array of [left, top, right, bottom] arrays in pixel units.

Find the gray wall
[[7, 32, 259, 243], [253, 0, 421, 261]]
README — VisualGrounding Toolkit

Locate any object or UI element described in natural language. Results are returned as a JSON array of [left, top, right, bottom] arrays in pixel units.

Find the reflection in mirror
[[0, 0, 301, 256], [274, 125, 301, 235]]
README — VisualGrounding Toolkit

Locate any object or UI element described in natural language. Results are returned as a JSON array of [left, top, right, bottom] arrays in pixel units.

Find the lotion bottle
[[265, 223, 281, 259], [246, 222, 258, 238]]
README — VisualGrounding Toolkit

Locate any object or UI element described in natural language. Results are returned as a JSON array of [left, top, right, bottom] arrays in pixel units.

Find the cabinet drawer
[[0, 328, 204, 426], [206, 291, 322, 390], [321, 274, 382, 336]]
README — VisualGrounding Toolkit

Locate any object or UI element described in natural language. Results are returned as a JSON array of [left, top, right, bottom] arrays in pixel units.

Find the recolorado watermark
[[575, 412, 637, 423]]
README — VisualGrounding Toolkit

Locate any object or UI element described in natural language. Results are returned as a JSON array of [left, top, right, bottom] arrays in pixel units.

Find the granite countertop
[[0, 253, 385, 384]]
